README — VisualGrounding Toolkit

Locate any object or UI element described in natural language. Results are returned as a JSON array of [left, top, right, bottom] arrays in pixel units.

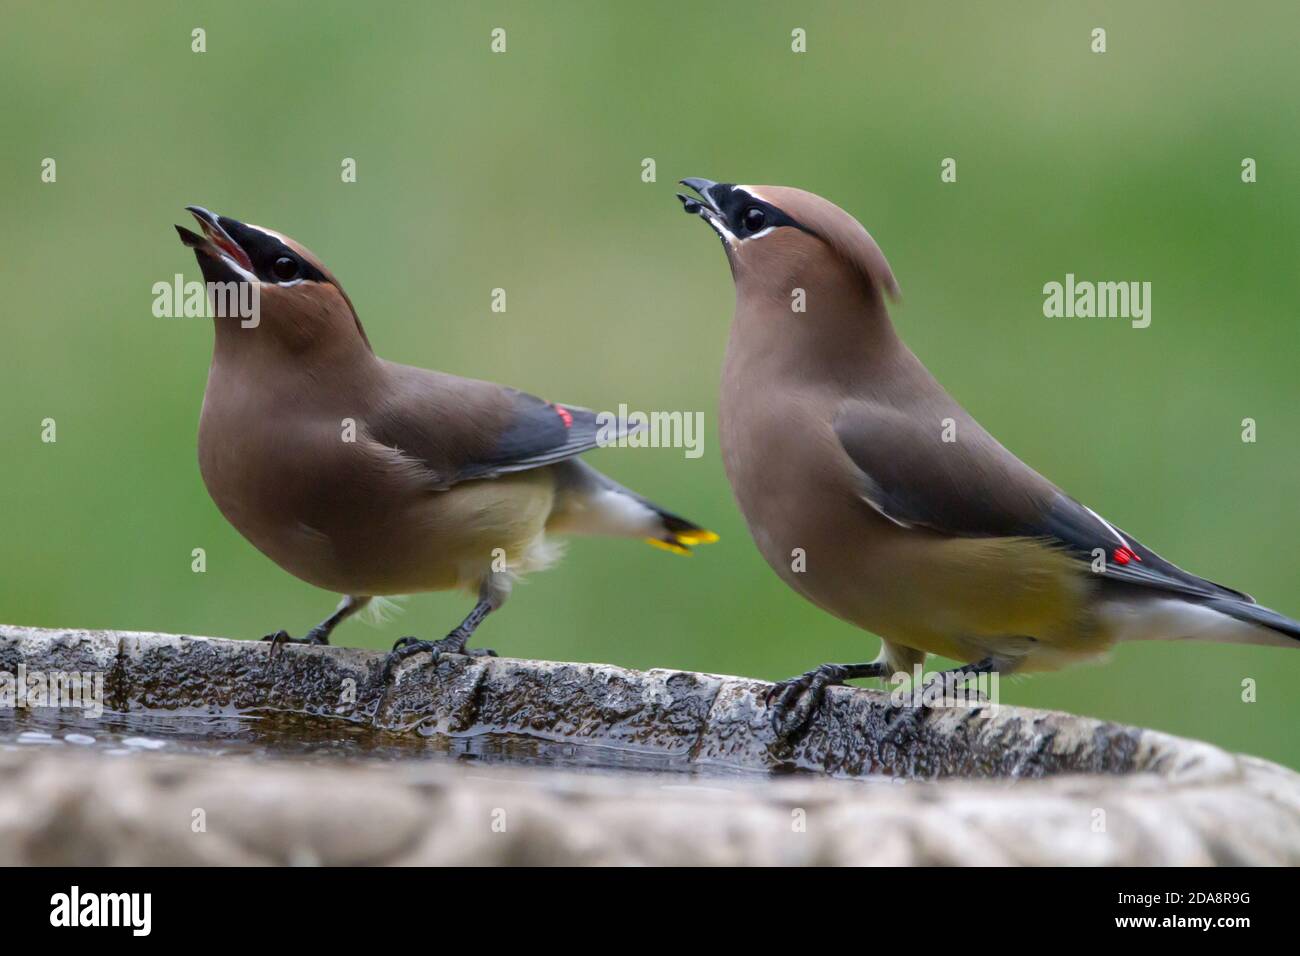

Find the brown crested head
[[175, 207, 371, 355], [677, 180, 900, 306]]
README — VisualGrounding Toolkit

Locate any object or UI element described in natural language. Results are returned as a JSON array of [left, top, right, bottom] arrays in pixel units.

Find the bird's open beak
[[175, 206, 255, 274], [676, 178, 723, 223], [677, 177, 739, 249]]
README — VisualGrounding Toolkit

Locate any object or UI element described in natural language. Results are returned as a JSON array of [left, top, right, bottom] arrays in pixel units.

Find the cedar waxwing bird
[[677, 179, 1300, 733], [175, 206, 716, 675]]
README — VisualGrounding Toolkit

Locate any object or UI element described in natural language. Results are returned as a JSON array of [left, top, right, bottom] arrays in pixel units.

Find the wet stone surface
[[0, 625, 1165, 779], [3, 624, 1300, 864]]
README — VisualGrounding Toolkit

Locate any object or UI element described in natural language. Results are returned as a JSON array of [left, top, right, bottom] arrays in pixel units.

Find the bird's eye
[[271, 256, 299, 281], [742, 206, 767, 232]]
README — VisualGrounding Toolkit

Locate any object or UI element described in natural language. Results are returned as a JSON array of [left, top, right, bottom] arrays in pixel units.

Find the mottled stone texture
[[2, 624, 1298, 864]]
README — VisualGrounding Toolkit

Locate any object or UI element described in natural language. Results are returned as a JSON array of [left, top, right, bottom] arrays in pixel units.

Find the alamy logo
[[1042, 274, 1151, 328], [49, 886, 151, 936], [887, 664, 998, 715], [596, 405, 705, 459], [0, 664, 103, 718], [152, 274, 260, 327]]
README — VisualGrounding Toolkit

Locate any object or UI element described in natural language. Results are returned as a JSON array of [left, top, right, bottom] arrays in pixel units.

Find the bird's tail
[[1202, 597, 1300, 646], [547, 459, 718, 555], [1102, 593, 1300, 649]]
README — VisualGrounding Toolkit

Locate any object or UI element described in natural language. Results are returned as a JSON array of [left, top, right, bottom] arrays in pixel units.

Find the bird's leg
[[883, 656, 999, 741], [924, 656, 997, 700], [766, 661, 892, 736], [383, 599, 499, 682], [263, 595, 371, 657]]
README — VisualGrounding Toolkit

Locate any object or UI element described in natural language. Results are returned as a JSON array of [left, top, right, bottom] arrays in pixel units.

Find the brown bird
[[677, 179, 1299, 732], [176, 206, 715, 674]]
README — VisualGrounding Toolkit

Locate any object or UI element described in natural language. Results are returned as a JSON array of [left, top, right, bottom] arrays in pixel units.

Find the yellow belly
[[807, 535, 1113, 672]]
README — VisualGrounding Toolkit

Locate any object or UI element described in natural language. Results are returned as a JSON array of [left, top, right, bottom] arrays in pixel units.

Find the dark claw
[[261, 629, 295, 659], [260, 627, 328, 660], [882, 666, 989, 743], [381, 634, 497, 683], [382, 638, 436, 682], [883, 698, 927, 743], [766, 663, 849, 738], [765, 661, 894, 739]]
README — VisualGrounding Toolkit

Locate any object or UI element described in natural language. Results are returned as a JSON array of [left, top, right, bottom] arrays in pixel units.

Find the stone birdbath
[[1, 624, 1298, 865]]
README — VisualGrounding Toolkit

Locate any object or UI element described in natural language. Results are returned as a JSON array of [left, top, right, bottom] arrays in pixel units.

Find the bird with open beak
[[176, 207, 715, 675], [677, 179, 1300, 734]]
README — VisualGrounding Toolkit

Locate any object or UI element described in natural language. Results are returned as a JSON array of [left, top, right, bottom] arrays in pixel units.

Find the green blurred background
[[2, 2, 1297, 765]]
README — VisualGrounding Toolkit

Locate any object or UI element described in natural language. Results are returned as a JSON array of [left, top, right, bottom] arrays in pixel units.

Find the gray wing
[[366, 364, 640, 489], [833, 400, 1251, 602], [449, 390, 639, 482]]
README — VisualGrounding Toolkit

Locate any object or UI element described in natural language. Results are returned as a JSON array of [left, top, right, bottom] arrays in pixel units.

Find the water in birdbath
[[0, 706, 901, 784]]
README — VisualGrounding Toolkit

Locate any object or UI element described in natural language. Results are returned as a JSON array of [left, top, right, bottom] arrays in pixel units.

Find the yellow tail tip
[[646, 528, 718, 555], [646, 538, 692, 556], [675, 529, 719, 545]]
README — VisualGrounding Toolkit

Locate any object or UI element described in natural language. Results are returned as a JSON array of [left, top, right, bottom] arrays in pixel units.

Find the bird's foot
[[261, 627, 329, 659], [883, 663, 991, 742], [765, 661, 888, 738], [382, 632, 497, 683], [920, 666, 990, 703]]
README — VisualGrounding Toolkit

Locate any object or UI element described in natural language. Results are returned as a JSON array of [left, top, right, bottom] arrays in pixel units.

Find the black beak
[[177, 205, 255, 272], [676, 177, 722, 216], [175, 224, 208, 248]]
